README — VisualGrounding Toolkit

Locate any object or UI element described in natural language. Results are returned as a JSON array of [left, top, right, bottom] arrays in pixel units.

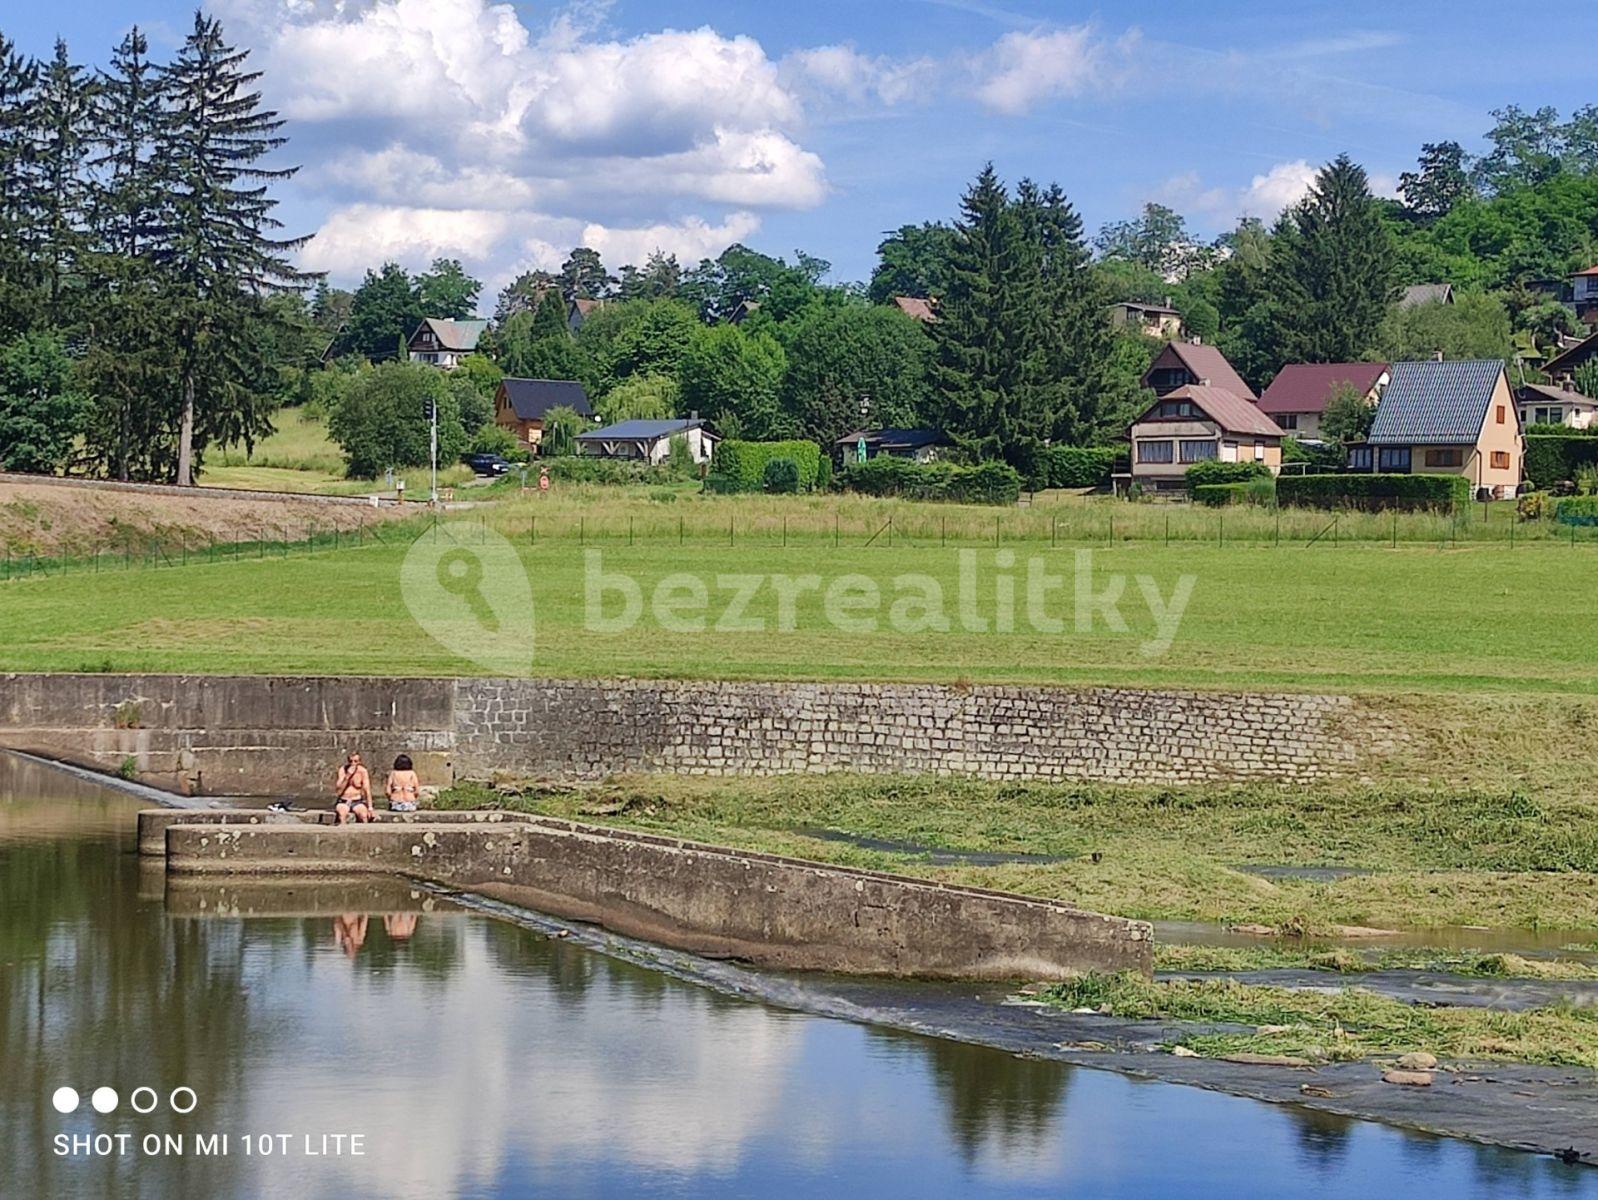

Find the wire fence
[[5, 502, 1596, 584]]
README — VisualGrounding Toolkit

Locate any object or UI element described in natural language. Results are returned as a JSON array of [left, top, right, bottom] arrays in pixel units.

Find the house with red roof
[[1256, 362, 1390, 442], [1140, 339, 1256, 401], [1126, 384, 1286, 492]]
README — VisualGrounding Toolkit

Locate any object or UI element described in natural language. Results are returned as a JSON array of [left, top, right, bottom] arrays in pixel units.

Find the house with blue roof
[[1349, 358, 1522, 498], [575, 417, 719, 465]]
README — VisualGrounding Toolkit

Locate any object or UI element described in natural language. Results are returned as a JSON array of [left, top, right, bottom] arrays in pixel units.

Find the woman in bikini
[[334, 752, 373, 824], [386, 754, 421, 813]]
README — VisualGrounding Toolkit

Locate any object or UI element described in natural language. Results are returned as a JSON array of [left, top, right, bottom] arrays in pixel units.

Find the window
[[1377, 447, 1412, 472], [1178, 439, 1217, 463], [1137, 440, 1174, 464], [1532, 406, 1563, 426], [1278, 413, 1298, 430], [1253, 442, 1265, 462], [1155, 400, 1196, 419], [1490, 450, 1511, 469], [1149, 368, 1189, 394], [1348, 446, 1373, 470], [1496, 405, 1506, 424], [1424, 448, 1462, 467]]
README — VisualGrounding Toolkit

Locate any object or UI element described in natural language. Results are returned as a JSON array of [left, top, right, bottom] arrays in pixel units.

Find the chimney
[[1191, 334, 1203, 345], [1433, 350, 1444, 362], [1200, 377, 1211, 386], [1164, 295, 1172, 308]]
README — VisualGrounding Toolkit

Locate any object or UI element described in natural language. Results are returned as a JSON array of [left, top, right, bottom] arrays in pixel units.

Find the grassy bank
[[1041, 972, 1598, 1069], [431, 771, 1598, 934], [3, 511, 1598, 693], [1153, 943, 1598, 980]]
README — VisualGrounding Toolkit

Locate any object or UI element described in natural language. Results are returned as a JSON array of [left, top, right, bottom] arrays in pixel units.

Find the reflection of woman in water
[[332, 913, 369, 959], [386, 754, 420, 813], [384, 913, 418, 941]]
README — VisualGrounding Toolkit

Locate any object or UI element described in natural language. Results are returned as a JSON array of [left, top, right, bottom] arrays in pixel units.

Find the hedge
[[712, 439, 824, 493], [1041, 445, 1122, 489], [1555, 496, 1598, 526], [840, 456, 1022, 506], [1193, 482, 1250, 507], [1276, 472, 1471, 511], [1525, 434, 1598, 491], [1183, 460, 1271, 495], [541, 457, 657, 485]]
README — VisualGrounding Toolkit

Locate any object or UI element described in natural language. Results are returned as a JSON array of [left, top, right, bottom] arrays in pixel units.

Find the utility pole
[[429, 399, 439, 505]]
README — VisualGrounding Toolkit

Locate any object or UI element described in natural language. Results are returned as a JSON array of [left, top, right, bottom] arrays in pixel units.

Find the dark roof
[[576, 418, 713, 441], [1399, 283, 1453, 308], [1518, 382, 1598, 407], [410, 317, 487, 352], [1140, 385, 1284, 438], [1257, 362, 1389, 415], [1149, 341, 1257, 401], [1113, 300, 1180, 315], [1545, 329, 1598, 379], [1367, 359, 1506, 445], [498, 378, 592, 421], [835, 427, 949, 449]]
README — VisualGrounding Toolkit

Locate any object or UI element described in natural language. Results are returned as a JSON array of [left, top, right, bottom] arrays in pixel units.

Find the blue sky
[[8, 1, 1595, 301]]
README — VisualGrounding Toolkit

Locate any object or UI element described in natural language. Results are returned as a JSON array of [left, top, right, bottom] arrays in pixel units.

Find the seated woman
[[386, 754, 421, 813], [333, 753, 374, 824]]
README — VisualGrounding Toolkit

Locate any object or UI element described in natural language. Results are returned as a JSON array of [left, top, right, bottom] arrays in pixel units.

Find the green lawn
[[1, 524, 1595, 694]]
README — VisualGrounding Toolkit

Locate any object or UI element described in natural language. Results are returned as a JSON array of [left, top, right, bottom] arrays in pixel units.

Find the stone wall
[[0, 673, 1366, 796], [455, 678, 1359, 783]]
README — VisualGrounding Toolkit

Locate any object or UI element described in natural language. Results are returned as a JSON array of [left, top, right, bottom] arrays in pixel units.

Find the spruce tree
[[0, 36, 39, 335], [156, 12, 309, 485], [1264, 154, 1398, 366], [33, 40, 97, 312]]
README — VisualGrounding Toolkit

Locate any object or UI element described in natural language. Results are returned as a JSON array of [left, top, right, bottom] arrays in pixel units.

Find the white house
[[407, 318, 488, 369], [575, 418, 718, 465]]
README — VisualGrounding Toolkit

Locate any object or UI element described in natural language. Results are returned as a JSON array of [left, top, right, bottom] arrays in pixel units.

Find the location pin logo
[[400, 525, 534, 672]]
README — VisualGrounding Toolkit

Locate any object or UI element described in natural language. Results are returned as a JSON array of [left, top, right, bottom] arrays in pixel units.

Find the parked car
[[462, 453, 511, 476]]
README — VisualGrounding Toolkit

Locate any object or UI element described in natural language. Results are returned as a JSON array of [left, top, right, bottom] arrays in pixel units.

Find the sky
[[7, 1, 1596, 303]]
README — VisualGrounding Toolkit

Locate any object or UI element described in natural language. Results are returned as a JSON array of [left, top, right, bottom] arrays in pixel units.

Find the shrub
[[541, 457, 657, 485], [763, 457, 800, 493], [1193, 482, 1249, 506], [1184, 460, 1271, 495], [328, 360, 465, 479], [468, 424, 518, 457], [1524, 433, 1598, 490], [713, 439, 824, 492], [1276, 472, 1471, 511], [840, 457, 1021, 505], [1041, 445, 1121, 489], [1517, 492, 1547, 521], [1555, 496, 1598, 526]]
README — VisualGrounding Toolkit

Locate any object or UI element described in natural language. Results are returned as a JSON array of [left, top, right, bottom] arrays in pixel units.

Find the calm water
[[2, 757, 1594, 1200]]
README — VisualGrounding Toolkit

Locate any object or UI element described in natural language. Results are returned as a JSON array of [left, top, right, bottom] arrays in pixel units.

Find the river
[[1, 754, 1591, 1199]]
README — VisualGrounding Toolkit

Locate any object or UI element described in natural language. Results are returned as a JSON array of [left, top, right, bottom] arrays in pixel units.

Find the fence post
[[887, 516, 892, 548], [835, 513, 839, 549], [1165, 513, 1170, 546], [1391, 509, 1397, 549], [783, 516, 788, 548], [629, 516, 634, 547], [579, 517, 584, 546], [729, 515, 734, 547], [994, 515, 1000, 547], [1275, 509, 1280, 547], [1218, 513, 1224, 547], [941, 516, 946, 548], [1051, 516, 1056, 549], [679, 515, 684, 546]]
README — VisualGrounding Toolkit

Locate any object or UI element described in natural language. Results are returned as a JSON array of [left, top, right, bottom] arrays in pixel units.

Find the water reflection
[[3, 764, 1597, 1199]]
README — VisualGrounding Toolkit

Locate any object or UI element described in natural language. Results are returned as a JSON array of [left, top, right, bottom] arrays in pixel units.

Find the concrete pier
[[157, 812, 1153, 981]]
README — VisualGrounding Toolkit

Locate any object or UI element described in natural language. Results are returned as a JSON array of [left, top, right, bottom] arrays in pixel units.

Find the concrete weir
[[146, 810, 1152, 981]]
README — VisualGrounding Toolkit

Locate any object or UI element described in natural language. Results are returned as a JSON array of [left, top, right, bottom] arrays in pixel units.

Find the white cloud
[[970, 27, 1125, 115], [781, 44, 938, 108], [1240, 159, 1318, 216], [298, 205, 519, 276], [579, 212, 762, 270]]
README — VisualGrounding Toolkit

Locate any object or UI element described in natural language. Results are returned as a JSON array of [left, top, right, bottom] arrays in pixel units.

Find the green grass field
[[0, 508, 1595, 694]]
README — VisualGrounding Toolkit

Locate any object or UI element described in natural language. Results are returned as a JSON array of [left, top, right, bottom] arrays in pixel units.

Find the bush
[[468, 424, 518, 457], [1555, 496, 1598, 526], [763, 457, 800, 493], [1524, 433, 1598, 490], [1041, 445, 1121, 489], [1276, 472, 1471, 511], [713, 439, 824, 492], [541, 457, 657, 485], [840, 457, 1021, 506], [1517, 492, 1547, 521], [1184, 460, 1271, 495], [1193, 482, 1249, 507], [328, 360, 466, 479]]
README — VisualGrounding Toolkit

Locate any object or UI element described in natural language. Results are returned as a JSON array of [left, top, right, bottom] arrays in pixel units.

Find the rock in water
[[1396, 1052, 1438, 1070], [1382, 1069, 1434, 1087]]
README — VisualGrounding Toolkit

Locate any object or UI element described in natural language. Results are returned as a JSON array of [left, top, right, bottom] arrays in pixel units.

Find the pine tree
[[89, 28, 162, 259], [0, 36, 39, 335], [33, 40, 97, 312], [1264, 155, 1398, 366], [156, 12, 310, 485]]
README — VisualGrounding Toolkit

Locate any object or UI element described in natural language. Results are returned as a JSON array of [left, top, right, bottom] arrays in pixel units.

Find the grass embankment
[[207, 406, 474, 496], [1042, 972, 1598, 1068], [2, 498, 1598, 693], [432, 770, 1598, 934], [1153, 944, 1598, 980]]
